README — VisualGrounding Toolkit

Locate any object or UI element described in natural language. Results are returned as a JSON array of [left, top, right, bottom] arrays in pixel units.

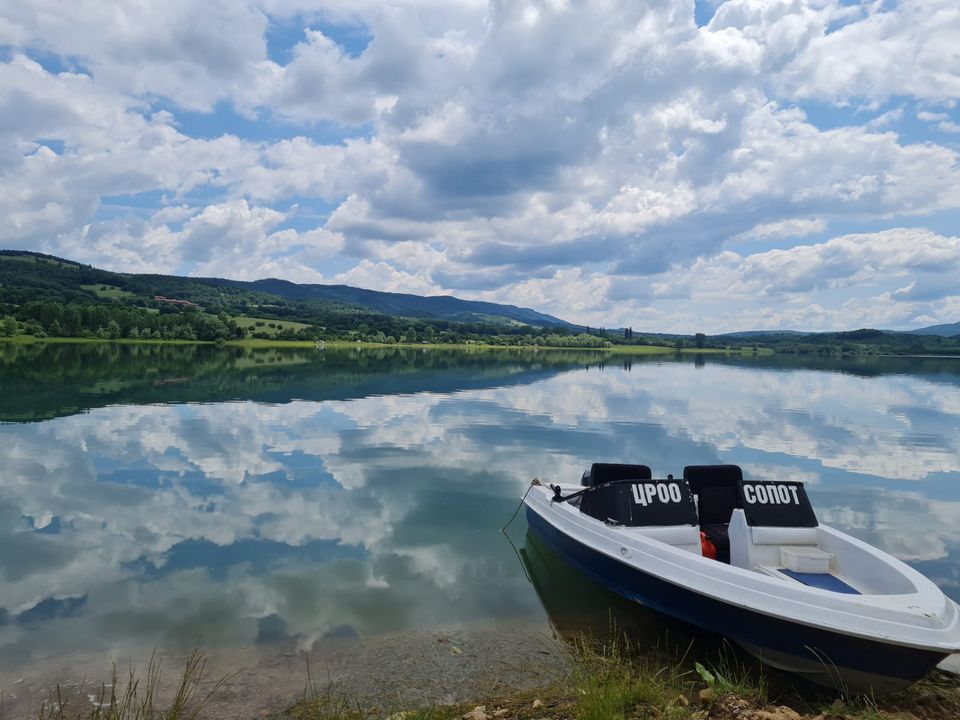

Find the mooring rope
[[500, 478, 542, 584], [500, 477, 540, 533]]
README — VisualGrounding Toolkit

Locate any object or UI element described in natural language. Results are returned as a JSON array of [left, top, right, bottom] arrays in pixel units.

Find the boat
[[523, 463, 960, 692]]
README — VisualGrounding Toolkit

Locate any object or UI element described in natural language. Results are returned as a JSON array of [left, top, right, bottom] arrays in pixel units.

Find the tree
[[1, 315, 17, 336], [695, 332, 706, 349]]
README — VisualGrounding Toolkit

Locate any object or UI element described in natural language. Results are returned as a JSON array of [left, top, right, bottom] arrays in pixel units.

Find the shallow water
[[1, 343, 959, 683]]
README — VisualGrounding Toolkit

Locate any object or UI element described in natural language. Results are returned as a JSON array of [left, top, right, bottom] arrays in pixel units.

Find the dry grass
[[34, 651, 226, 720]]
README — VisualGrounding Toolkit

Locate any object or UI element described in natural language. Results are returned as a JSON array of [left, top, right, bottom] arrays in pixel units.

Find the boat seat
[[751, 526, 819, 545], [582, 463, 652, 487], [628, 524, 702, 550], [729, 509, 822, 570], [684, 465, 743, 564]]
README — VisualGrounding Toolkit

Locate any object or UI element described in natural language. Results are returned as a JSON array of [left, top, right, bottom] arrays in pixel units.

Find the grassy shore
[[28, 643, 960, 720], [0, 335, 772, 355], [286, 647, 960, 720]]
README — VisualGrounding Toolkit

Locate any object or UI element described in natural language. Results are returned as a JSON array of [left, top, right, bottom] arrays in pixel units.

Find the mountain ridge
[[0, 249, 573, 328], [2, 250, 958, 338]]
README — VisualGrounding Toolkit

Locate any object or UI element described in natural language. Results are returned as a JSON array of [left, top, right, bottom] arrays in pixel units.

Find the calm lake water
[[2, 343, 960, 672]]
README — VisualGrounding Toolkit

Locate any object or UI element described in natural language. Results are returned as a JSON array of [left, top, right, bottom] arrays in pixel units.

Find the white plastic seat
[[729, 509, 821, 569], [627, 525, 702, 555]]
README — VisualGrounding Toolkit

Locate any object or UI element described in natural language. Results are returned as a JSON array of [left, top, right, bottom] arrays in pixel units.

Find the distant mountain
[[201, 276, 569, 326], [718, 330, 811, 338], [907, 322, 960, 337], [0, 250, 573, 328]]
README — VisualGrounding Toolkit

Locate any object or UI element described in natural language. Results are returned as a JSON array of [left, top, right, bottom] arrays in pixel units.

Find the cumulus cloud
[[778, 0, 960, 104], [735, 217, 827, 242], [2, 0, 960, 330]]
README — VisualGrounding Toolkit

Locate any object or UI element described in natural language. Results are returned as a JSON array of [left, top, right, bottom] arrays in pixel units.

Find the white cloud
[[2, 1, 960, 331], [735, 217, 827, 242], [777, 0, 960, 104]]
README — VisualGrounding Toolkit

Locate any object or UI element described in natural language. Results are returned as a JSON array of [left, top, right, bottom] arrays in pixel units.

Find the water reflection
[[519, 530, 703, 647], [1, 345, 959, 670]]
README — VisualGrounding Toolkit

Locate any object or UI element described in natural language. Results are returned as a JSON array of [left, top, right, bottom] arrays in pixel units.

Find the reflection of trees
[[712, 353, 960, 383], [0, 344, 625, 422], [5, 344, 960, 423]]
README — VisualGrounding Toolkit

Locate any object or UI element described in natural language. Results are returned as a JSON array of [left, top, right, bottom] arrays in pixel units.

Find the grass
[[19, 642, 960, 720], [81, 284, 139, 300], [34, 650, 225, 720], [232, 316, 313, 336]]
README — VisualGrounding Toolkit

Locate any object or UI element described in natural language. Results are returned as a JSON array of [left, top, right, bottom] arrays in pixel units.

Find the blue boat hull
[[526, 506, 948, 690]]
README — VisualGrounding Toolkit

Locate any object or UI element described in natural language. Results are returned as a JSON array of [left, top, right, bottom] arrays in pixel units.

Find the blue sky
[[2, 0, 960, 332]]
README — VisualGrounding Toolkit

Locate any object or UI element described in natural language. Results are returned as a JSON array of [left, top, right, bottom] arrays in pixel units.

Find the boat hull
[[526, 505, 948, 692]]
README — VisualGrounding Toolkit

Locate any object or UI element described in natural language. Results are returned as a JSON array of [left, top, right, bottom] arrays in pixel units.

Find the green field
[[233, 315, 313, 336], [81, 283, 139, 300]]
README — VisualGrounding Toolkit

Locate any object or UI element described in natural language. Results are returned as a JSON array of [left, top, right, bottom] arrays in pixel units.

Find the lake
[[1, 343, 959, 704]]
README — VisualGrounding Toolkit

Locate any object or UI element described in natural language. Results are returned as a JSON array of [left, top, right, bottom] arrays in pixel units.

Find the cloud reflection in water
[[1, 350, 959, 666]]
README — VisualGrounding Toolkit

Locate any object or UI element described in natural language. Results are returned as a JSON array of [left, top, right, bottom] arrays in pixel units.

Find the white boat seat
[[729, 509, 822, 570], [627, 525, 703, 555], [751, 526, 819, 546]]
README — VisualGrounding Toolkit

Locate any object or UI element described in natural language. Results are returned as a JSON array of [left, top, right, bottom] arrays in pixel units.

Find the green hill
[[0, 250, 613, 346], [0, 250, 571, 327]]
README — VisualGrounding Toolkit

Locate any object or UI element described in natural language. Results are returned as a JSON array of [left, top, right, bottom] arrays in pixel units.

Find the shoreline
[[0, 335, 769, 355], [4, 627, 958, 720]]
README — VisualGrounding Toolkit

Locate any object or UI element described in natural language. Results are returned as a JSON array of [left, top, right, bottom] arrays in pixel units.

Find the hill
[[908, 322, 960, 337], [0, 250, 613, 346], [200, 276, 567, 326]]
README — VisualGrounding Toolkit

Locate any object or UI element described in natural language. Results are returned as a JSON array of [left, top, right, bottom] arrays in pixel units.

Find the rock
[[532, 698, 543, 709], [493, 710, 509, 717], [462, 706, 489, 720], [698, 688, 715, 704], [747, 707, 802, 720]]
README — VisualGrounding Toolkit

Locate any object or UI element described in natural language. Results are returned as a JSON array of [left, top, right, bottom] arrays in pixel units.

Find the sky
[[1, 0, 959, 333]]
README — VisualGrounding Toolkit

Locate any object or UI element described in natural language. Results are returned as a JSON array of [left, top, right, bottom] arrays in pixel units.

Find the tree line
[[0, 299, 613, 347]]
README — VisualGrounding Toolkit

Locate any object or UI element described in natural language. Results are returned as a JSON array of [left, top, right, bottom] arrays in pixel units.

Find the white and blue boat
[[524, 463, 960, 692]]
